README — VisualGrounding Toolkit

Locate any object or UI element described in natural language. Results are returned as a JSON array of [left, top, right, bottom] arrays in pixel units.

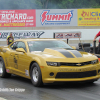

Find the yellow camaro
[[0, 39, 100, 87]]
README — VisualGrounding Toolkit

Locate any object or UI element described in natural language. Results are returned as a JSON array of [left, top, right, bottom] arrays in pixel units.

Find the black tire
[[30, 62, 43, 87], [0, 57, 11, 78]]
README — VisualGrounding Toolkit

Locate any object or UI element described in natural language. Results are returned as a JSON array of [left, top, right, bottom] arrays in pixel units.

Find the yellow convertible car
[[0, 39, 100, 87]]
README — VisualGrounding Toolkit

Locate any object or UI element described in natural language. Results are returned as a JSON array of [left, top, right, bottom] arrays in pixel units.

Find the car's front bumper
[[41, 63, 100, 83], [43, 75, 100, 83]]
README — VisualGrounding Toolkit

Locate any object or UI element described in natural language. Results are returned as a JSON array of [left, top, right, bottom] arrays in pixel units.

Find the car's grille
[[60, 61, 91, 66], [55, 70, 96, 78]]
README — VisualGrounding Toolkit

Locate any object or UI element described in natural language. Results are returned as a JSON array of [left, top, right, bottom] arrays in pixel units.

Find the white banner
[[0, 29, 99, 41]]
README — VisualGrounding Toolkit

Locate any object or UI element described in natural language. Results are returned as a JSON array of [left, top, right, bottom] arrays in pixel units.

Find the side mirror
[[71, 46, 76, 50], [16, 48, 26, 53]]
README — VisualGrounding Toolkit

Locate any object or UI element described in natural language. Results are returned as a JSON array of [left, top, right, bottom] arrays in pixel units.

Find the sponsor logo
[[65, 33, 72, 38], [0, 31, 44, 39], [54, 32, 81, 39], [25, 69, 29, 76], [41, 10, 73, 25], [74, 33, 81, 38], [55, 33, 63, 38], [13, 55, 18, 69], [79, 17, 82, 20], [76, 63, 81, 66], [6, 69, 9, 73], [81, 11, 100, 17], [0, 10, 36, 27]]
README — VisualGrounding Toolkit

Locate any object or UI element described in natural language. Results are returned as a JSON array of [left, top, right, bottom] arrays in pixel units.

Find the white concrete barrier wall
[[0, 29, 100, 45]]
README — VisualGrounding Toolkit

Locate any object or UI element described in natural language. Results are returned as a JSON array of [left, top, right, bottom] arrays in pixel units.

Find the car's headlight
[[91, 59, 98, 64], [46, 62, 60, 66]]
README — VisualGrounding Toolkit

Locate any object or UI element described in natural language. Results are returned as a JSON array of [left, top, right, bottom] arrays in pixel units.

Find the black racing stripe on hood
[[52, 48, 74, 58], [69, 50, 82, 57]]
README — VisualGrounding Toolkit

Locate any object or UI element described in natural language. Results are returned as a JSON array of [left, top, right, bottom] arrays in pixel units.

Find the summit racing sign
[[36, 9, 77, 26], [41, 10, 73, 25]]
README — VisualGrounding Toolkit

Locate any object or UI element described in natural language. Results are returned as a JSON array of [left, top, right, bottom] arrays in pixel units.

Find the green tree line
[[0, 0, 100, 9]]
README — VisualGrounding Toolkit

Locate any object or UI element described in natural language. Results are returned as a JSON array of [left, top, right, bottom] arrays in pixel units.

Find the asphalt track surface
[[0, 75, 100, 100]]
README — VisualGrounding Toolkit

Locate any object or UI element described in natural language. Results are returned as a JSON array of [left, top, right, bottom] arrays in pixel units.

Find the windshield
[[28, 40, 73, 52]]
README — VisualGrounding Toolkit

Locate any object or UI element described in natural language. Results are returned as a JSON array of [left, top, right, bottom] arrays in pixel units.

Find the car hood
[[31, 48, 98, 63]]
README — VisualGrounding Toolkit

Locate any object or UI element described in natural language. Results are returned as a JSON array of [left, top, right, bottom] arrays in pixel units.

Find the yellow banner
[[78, 9, 100, 26]]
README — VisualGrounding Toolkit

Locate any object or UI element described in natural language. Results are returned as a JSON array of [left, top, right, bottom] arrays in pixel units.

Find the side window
[[10, 42, 18, 50], [17, 42, 26, 52]]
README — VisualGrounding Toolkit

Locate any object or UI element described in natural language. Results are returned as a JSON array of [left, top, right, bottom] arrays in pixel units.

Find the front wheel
[[30, 63, 43, 87], [0, 57, 11, 78]]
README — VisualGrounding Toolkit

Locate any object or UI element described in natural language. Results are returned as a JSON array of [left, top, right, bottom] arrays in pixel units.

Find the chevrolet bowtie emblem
[[76, 63, 81, 66]]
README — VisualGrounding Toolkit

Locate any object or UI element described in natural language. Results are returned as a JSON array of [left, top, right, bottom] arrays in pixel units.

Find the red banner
[[0, 10, 36, 27]]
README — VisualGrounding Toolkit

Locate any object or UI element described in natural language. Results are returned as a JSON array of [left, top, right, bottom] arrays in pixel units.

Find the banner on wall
[[0, 31, 44, 39], [0, 10, 36, 27], [0, 29, 100, 41], [54, 32, 81, 39], [78, 9, 100, 26], [36, 9, 77, 27]]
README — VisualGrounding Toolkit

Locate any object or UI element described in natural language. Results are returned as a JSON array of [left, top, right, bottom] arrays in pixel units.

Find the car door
[[9, 41, 19, 70], [9, 41, 28, 76], [14, 41, 31, 77], [15, 42, 27, 74]]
